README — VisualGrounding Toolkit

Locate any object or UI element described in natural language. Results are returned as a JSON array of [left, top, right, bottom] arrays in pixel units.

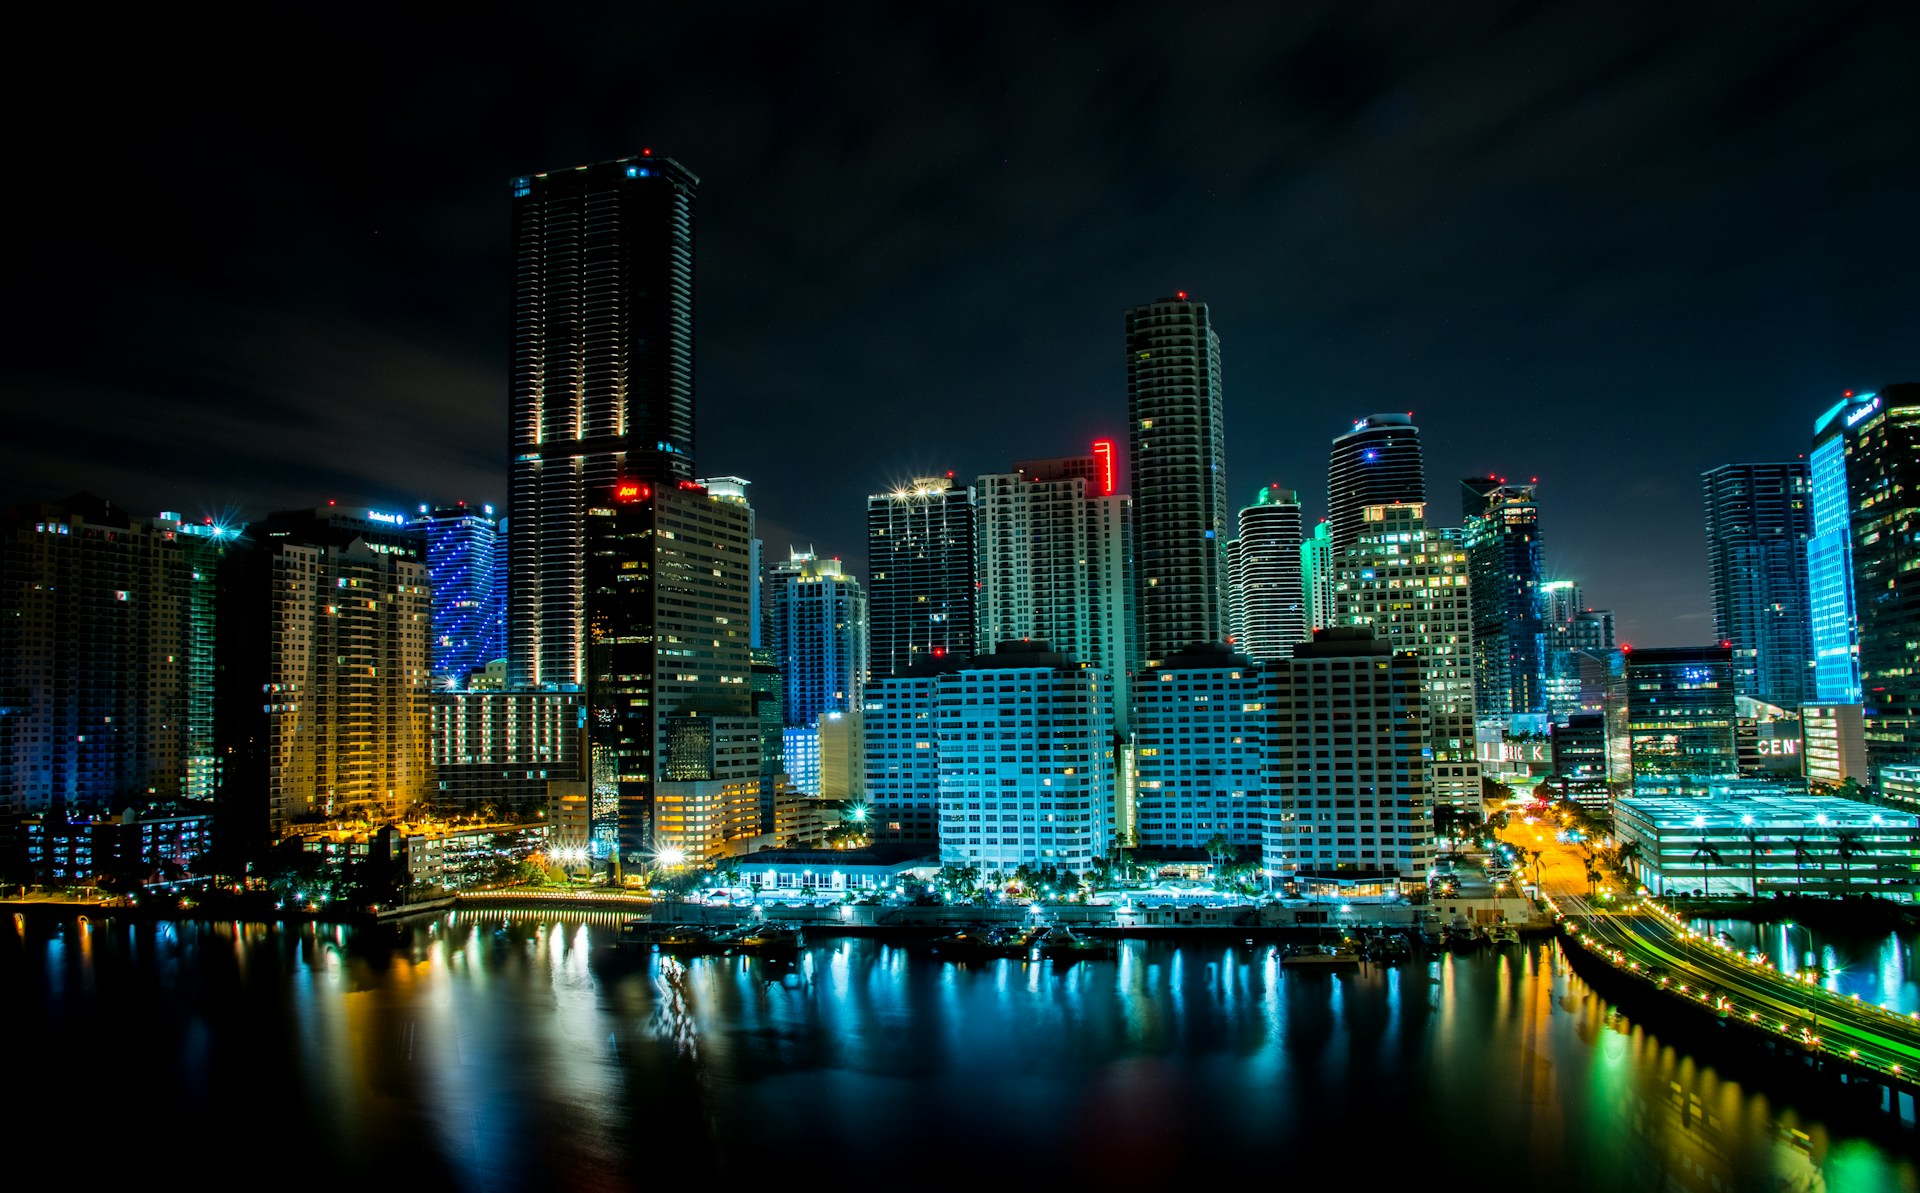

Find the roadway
[[1554, 891, 1920, 1084]]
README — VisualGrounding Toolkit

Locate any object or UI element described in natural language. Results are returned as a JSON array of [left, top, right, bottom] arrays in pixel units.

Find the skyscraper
[[584, 478, 755, 862], [1227, 485, 1304, 662], [1620, 646, 1738, 782], [1126, 293, 1229, 668], [1461, 477, 1547, 720], [0, 497, 230, 814], [775, 552, 868, 727], [1701, 462, 1812, 707], [1134, 645, 1267, 851], [1327, 414, 1424, 551], [866, 476, 975, 679], [1332, 503, 1479, 814], [1844, 384, 1920, 783], [1807, 392, 1877, 703], [507, 150, 699, 690], [419, 504, 504, 689], [974, 446, 1133, 725], [1301, 520, 1335, 633], [215, 507, 431, 845]]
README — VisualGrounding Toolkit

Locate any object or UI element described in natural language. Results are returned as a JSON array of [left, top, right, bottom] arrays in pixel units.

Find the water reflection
[[1688, 917, 1918, 1014], [0, 913, 1913, 1192]]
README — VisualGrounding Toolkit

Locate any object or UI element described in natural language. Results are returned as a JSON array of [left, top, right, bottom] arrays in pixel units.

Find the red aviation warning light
[[1176, 290, 1188, 301], [1091, 439, 1117, 496], [615, 482, 650, 502]]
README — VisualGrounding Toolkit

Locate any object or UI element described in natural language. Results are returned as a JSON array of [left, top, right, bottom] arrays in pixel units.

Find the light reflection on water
[[2, 910, 1914, 1192], [1687, 917, 1918, 1014]]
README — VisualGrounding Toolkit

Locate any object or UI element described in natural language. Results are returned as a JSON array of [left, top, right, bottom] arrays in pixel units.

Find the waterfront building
[[1613, 791, 1919, 900], [1800, 703, 1867, 791], [1126, 293, 1230, 668], [863, 674, 937, 845], [1265, 628, 1432, 897], [507, 150, 699, 689], [655, 711, 762, 864], [215, 507, 432, 845], [0, 497, 237, 815], [417, 503, 504, 689], [1618, 645, 1738, 783], [1327, 414, 1424, 552], [932, 646, 1114, 878], [974, 447, 1134, 725], [584, 479, 756, 864], [1227, 485, 1305, 662], [739, 845, 939, 895], [1807, 392, 1877, 703], [19, 804, 213, 889], [774, 552, 868, 727], [1702, 462, 1813, 707], [866, 476, 975, 679], [1300, 520, 1335, 633], [1330, 503, 1480, 815], [428, 690, 583, 813], [1133, 645, 1267, 853], [1844, 384, 1920, 785], [1461, 477, 1547, 720]]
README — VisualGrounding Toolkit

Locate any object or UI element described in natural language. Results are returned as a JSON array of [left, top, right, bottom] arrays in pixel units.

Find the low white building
[[1614, 792, 1919, 899]]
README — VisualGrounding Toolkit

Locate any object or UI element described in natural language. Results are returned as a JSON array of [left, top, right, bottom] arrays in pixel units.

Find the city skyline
[[6, 7, 1917, 648]]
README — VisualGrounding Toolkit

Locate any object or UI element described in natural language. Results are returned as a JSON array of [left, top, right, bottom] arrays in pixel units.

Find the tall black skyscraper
[[1700, 462, 1812, 707], [1327, 414, 1425, 551], [1844, 384, 1920, 782], [1462, 477, 1547, 720], [866, 477, 975, 679], [1126, 293, 1229, 668], [507, 150, 698, 690]]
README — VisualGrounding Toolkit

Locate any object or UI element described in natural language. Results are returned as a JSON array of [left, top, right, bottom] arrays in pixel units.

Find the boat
[[1282, 944, 1362, 969], [1040, 926, 1118, 962], [1490, 924, 1521, 947], [653, 925, 724, 955], [1446, 925, 1489, 951], [617, 917, 655, 948], [732, 924, 803, 960], [977, 925, 1045, 960], [928, 930, 984, 961]]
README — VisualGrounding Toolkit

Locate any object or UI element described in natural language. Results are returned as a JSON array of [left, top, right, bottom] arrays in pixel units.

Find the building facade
[[866, 477, 975, 679], [1126, 294, 1229, 668], [507, 150, 699, 689], [1807, 393, 1877, 703], [1800, 702, 1868, 791], [1133, 646, 1267, 853], [1227, 486, 1305, 663], [1614, 792, 1918, 900], [418, 504, 504, 689], [428, 690, 583, 812], [1327, 414, 1424, 552], [774, 552, 868, 728], [1331, 503, 1479, 814], [1265, 628, 1431, 895], [1701, 462, 1813, 707], [1621, 646, 1738, 782], [1301, 520, 1335, 634]]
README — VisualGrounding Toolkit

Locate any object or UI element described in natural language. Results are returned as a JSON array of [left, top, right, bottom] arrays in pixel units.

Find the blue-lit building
[[1846, 384, 1920, 785], [1807, 393, 1875, 703], [418, 504, 505, 689], [1701, 462, 1812, 707], [1461, 477, 1547, 720]]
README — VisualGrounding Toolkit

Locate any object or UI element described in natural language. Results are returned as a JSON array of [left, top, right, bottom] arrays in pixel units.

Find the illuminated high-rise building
[[507, 150, 699, 689], [418, 504, 504, 689], [1807, 392, 1876, 703], [1701, 462, 1812, 707], [215, 507, 431, 845], [1133, 645, 1266, 851], [1620, 646, 1737, 782], [1227, 486, 1304, 663], [1845, 384, 1920, 783], [1331, 503, 1479, 814], [0, 497, 236, 815], [1461, 477, 1547, 719], [774, 551, 867, 727], [1126, 293, 1229, 668], [1327, 414, 1424, 552], [974, 445, 1134, 726], [866, 476, 975, 679], [584, 478, 756, 863], [1300, 520, 1335, 633]]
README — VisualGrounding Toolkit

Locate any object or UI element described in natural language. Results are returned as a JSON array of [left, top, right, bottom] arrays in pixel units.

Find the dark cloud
[[3, 1, 1917, 644]]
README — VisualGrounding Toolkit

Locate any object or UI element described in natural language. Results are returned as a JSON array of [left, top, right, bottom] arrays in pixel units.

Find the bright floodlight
[[849, 805, 869, 824], [657, 847, 686, 868]]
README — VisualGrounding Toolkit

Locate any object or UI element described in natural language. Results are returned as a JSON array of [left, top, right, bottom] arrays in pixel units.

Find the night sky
[[5, 3, 1917, 645]]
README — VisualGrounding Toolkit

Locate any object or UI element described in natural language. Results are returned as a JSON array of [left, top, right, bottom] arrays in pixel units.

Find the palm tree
[[1523, 848, 1544, 893], [1690, 842, 1724, 898], [1202, 834, 1234, 875], [1742, 826, 1763, 908], [1833, 829, 1865, 898]]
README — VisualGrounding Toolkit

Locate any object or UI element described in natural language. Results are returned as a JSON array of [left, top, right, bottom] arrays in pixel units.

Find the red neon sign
[[615, 482, 650, 502], [1091, 439, 1116, 496]]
